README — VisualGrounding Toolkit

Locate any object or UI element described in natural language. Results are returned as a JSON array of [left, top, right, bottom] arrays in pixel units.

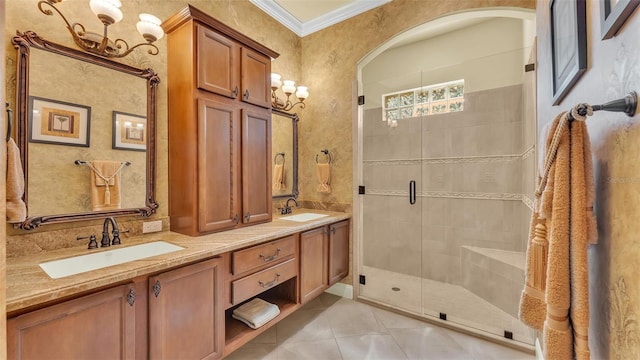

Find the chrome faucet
[[281, 197, 298, 215], [101, 217, 121, 247]]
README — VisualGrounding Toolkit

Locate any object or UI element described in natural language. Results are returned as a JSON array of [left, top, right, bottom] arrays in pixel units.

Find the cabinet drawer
[[232, 235, 295, 275], [232, 258, 297, 305]]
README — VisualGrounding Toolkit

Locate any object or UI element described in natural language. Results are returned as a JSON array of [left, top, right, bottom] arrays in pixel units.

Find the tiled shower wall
[[363, 85, 534, 285]]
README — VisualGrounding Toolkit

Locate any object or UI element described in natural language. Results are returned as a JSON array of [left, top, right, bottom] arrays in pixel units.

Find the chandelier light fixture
[[271, 73, 309, 112], [38, 0, 164, 58]]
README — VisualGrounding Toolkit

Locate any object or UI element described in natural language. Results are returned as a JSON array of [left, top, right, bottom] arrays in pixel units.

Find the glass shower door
[[359, 71, 423, 314]]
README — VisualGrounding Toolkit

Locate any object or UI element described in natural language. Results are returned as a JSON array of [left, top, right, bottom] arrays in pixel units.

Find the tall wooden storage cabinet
[[163, 6, 278, 236]]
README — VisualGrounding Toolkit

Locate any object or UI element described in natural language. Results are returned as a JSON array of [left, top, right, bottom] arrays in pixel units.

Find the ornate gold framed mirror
[[12, 31, 159, 230], [271, 109, 298, 200]]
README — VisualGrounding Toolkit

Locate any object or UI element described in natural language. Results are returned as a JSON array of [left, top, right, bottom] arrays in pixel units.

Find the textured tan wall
[[536, 0, 640, 358]]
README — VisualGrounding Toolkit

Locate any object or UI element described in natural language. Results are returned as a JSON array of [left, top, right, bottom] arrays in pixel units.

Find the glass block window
[[382, 79, 464, 123]]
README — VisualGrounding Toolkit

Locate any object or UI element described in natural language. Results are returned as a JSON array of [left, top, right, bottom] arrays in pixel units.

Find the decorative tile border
[[366, 189, 536, 211], [367, 189, 524, 201], [363, 146, 537, 210], [521, 195, 534, 211], [363, 146, 536, 166], [522, 146, 535, 160]]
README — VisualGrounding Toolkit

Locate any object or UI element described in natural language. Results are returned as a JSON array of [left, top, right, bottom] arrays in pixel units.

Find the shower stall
[[356, 16, 536, 345]]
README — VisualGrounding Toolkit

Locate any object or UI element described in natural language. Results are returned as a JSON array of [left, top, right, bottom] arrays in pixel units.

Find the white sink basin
[[39, 241, 184, 279], [280, 213, 329, 222]]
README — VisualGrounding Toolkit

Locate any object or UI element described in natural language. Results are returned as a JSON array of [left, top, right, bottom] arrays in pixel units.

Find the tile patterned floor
[[225, 293, 536, 360]]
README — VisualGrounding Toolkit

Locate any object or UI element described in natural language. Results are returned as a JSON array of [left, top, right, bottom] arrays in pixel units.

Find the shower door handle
[[409, 180, 416, 205]]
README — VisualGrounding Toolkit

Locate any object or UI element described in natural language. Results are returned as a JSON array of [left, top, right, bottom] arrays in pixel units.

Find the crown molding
[[249, 0, 391, 37]]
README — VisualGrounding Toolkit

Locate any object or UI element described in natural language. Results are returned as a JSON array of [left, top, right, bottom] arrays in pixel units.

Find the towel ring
[[274, 152, 285, 165], [316, 149, 332, 164]]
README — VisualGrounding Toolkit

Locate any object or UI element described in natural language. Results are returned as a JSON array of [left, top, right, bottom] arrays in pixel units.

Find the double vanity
[[7, 211, 351, 359]]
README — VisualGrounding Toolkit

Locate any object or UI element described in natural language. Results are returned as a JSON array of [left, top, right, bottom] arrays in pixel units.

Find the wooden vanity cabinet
[[6, 218, 350, 359], [196, 23, 271, 109], [329, 220, 350, 285], [148, 257, 224, 360], [300, 227, 329, 304], [7, 283, 137, 359], [163, 5, 278, 236], [300, 220, 350, 303]]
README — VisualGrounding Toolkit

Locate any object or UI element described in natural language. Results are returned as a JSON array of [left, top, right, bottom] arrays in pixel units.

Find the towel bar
[[75, 160, 131, 166], [316, 149, 332, 164], [568, 91, 637, 120]]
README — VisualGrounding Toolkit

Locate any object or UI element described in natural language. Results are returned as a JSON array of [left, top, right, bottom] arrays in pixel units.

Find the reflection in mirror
[[12, 31, 158, 230], [271, 109, 298, 200], [27, 48, 147, 215]]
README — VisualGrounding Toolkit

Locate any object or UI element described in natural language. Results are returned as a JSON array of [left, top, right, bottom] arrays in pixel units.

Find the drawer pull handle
[[258, 273, 280, 288], [259, 248, 281, 262]]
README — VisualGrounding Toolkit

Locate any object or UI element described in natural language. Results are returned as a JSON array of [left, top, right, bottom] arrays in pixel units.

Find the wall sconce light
[[38, 0, 164, 58], [271, 73, 309, 112]]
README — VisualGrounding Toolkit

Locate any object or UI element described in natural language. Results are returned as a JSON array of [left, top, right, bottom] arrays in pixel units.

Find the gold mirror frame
[[12, 31, 159, 230], [271, 108, 299, 200]]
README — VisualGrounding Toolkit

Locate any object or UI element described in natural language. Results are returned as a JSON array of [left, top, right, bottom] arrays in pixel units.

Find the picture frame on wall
[[112, 111, 147, 151], [29, 96, 91, 147], [550, 0, 588, 105], [600, 0, 640, 39]]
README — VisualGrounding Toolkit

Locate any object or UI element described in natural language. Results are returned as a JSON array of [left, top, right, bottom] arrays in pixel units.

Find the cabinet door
[[329, 220, 350, 285], [241, 108, 272, 224], [149, 257, 224, 360], [8, 284, 136, 359], [197, 24, 240, 99], [241, 47, 271, 108], [198, 97, 241, 232], [300, 227, 329, 304]]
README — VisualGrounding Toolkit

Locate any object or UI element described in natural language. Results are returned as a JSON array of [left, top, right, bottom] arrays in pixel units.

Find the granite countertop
[[6, 210, 351, 314]]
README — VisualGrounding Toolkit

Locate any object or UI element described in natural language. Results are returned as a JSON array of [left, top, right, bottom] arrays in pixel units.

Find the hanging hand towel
[[6, 138, 27, 223], [272, 164, 286, 191], [317, 163, 331, 193], [232, 298, 280, 329], [519, 108, 597, 360], [90, 160, 123, 211]]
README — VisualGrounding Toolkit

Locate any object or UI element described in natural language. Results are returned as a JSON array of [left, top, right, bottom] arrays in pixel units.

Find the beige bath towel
[[6, 138, 27, 222], [273, 164, 286, 191], [232, 298, 280, 329], [317, 163, 331, 193], [90, 160, 123, 211], [520, 110, 596, 360]]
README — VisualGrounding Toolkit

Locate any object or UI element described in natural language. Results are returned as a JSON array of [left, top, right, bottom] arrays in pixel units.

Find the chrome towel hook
[[316, 149, 332, 164]]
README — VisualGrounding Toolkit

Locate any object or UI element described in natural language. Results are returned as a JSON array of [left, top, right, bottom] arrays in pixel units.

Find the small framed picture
[[112, 111, 146, 151], [29, 96, 91, 147], [600, 0, 640, 39], [550, 0, 588, 105]]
